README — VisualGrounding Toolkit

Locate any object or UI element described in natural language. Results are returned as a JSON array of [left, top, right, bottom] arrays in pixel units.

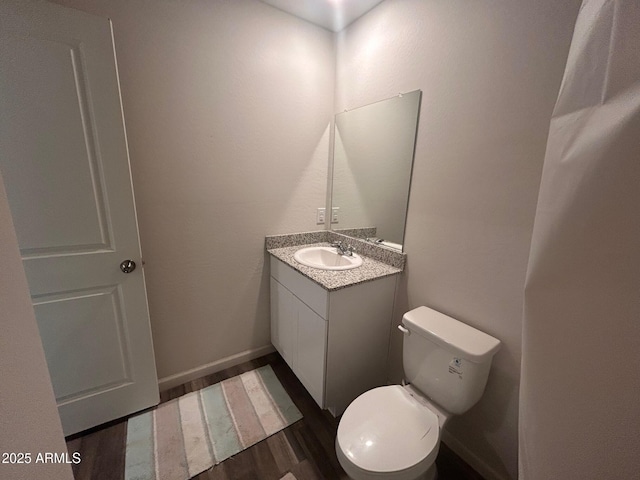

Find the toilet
[[336, 306, 501, 480]]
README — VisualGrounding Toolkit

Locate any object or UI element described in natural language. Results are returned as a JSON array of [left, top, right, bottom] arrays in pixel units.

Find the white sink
[[294, 246, 363, 271]]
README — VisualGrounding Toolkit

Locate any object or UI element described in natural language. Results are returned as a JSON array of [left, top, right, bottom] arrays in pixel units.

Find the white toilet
[[336, 306, 501, 480]]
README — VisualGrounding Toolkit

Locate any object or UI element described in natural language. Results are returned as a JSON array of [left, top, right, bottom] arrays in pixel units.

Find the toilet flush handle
[[397, 324, 410, 335]]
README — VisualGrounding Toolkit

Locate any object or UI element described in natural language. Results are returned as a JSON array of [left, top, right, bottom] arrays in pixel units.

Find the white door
[[0, 1, 159, 435]]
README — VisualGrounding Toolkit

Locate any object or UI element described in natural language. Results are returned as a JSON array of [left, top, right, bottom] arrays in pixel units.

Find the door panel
[[0, 1, 159, 435], [295, 302, 326, 407], [33, 286, 132, 401], [270, 278, 297, 366], [2, 36, 111, 254]]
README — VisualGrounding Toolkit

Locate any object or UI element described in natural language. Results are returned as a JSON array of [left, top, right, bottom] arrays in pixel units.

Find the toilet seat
[[336, 385, 440, 479]]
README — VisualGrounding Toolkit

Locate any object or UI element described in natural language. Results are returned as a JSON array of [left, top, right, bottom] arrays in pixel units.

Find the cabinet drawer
[[270, 256, 328, 318]]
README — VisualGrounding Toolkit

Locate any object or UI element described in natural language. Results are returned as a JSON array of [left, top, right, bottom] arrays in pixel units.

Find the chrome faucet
[[331, 241, 354, 256]]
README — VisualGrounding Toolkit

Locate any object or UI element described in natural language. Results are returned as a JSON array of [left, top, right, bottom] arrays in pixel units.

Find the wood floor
[[66, 352, 484, 480]]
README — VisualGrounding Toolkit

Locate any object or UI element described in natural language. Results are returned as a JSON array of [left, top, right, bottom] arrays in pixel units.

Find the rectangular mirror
[[330, 90, 422, 251]]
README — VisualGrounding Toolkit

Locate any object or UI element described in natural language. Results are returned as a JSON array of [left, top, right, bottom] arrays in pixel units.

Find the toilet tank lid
[[402, 306, 501, 363]]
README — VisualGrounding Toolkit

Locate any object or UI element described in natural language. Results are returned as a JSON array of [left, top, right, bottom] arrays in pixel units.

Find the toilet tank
[[401, 306, 501, 415]]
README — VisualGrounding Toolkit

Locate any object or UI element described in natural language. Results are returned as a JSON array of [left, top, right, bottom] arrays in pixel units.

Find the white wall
[[335, 1, 580, 478], [52, 0, 335, 380], [0, 171, 73, 480]]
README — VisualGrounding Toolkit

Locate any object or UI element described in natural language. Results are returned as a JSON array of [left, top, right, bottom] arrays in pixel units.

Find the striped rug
[[125, 365, 302, 480]]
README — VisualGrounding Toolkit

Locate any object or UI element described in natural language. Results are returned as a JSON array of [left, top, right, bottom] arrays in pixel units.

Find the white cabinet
[[294, 301, 327, 405], [270, 275, 326, 406], [270, 278, 298, 367], [270, 256, 397, 416]]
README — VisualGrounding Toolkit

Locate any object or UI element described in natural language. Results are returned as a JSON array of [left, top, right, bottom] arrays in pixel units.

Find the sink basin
[[293, 246, 363, 271]]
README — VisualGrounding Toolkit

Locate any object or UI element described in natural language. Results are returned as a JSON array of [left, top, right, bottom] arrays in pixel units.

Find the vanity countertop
[[267, 242, 402, 291]]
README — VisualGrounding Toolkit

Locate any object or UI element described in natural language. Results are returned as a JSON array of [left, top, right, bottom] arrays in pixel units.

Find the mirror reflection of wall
[[331, 90, 422, 251]]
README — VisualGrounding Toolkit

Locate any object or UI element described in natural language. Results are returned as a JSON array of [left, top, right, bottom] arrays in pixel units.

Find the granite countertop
[[267, 242, 403, 291]]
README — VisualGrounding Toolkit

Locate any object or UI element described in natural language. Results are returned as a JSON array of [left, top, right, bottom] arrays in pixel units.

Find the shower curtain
[[519, 0, 640, 478]]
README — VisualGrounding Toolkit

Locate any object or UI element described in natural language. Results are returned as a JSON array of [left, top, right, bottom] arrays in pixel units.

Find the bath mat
[[124, 365, 302, 480]]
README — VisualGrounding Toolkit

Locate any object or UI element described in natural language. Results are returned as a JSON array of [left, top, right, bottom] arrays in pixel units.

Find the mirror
[[330, 90, 421, 251]]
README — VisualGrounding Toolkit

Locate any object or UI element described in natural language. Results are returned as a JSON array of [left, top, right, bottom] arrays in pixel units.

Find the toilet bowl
[[336, 306, 501, 480], [336, 385, 440, 480]]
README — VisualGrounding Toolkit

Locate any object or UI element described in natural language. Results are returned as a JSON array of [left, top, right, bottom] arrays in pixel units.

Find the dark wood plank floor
[[66, 352, 484, 480]]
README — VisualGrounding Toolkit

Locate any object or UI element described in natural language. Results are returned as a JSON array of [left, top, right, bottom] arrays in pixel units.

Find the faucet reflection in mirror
[[330, 90, 422, 251]]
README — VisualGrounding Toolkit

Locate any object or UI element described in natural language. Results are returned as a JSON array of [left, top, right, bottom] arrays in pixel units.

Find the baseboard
[[441, 429, 510, 480], [157, 344, 276, 391]]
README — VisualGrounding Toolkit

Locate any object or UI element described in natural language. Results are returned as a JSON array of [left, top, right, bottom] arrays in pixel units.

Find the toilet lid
[[337, 385, 440, 474]]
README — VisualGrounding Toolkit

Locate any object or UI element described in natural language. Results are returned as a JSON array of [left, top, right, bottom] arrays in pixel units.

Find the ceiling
[[260, 0, 385, 32]]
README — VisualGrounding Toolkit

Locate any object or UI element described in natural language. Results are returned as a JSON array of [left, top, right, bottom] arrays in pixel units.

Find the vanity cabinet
[[270, 256, 397, 416]]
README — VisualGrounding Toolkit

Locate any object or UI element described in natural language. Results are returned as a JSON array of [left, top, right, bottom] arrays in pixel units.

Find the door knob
[[120, 259, 136, 273]]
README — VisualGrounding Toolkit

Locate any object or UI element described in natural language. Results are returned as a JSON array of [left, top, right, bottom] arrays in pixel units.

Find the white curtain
[[519, 0, 640, 478]]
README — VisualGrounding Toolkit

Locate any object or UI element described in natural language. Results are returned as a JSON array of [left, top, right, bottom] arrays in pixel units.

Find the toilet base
[[409, 463, 436, 480], [424, 463, 437, 480], [337, 447, 438, 480]]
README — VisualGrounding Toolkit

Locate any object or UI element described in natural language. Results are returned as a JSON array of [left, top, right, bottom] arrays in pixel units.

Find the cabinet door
[[295, 301, 327, 408], [270, 278, 297, 367]]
